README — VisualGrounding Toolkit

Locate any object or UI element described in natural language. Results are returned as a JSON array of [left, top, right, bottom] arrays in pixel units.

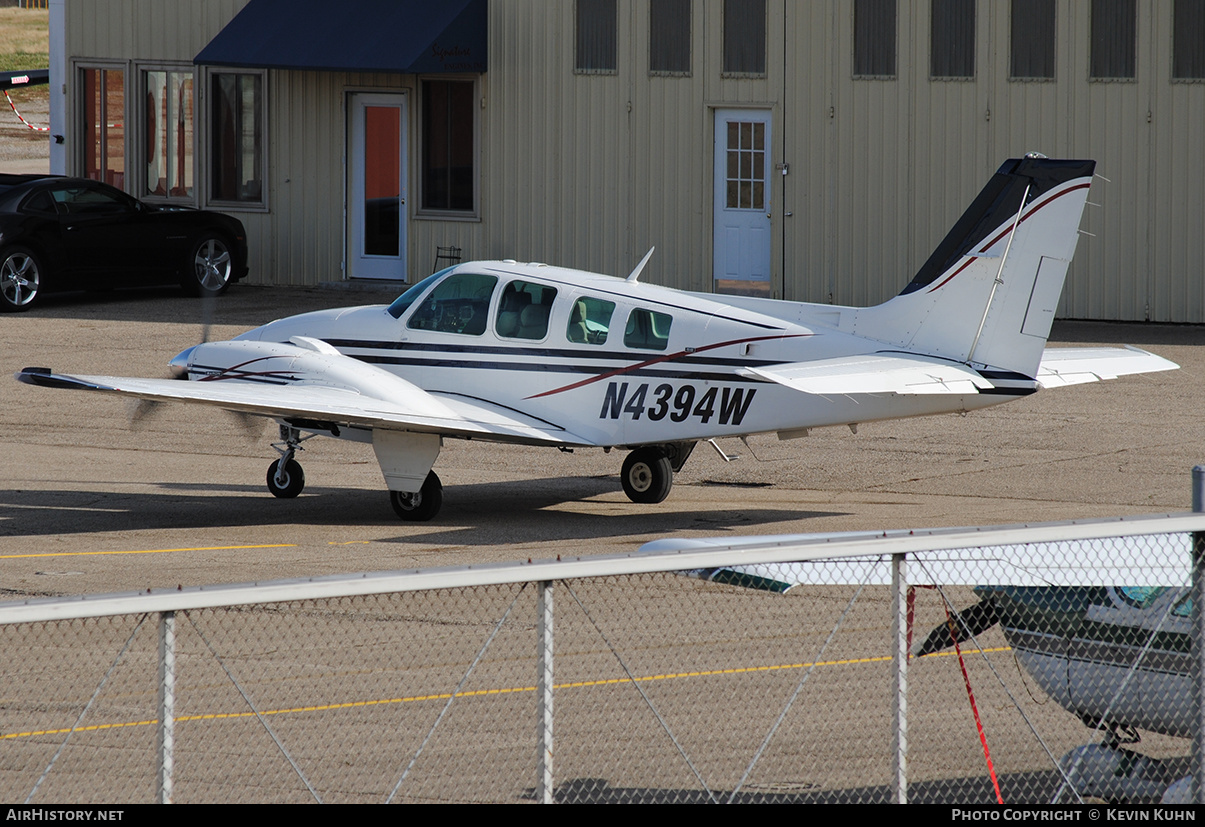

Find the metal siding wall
[[64, 1, 1205, 321]]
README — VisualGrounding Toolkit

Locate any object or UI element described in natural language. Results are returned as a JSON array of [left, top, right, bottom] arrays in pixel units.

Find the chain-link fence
[[3, 513, 1205, 804]]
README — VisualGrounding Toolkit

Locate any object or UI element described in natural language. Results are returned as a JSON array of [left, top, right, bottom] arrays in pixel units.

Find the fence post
[[1192, 468, 1205, 804], [538, 581, 554, 804], [891, 553, 907, 804], [157, 610, 176, 804]]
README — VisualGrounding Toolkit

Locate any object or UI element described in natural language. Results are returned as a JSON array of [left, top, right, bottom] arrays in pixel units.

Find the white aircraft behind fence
[[17, 157, 1177, 521]]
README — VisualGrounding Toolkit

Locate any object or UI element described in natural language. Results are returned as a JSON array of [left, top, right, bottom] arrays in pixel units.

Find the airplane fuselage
[[231, 261, 1027, 449]]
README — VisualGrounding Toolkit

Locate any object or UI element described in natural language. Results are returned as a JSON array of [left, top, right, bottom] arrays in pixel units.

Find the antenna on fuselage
[[625, 247, 655, 283]]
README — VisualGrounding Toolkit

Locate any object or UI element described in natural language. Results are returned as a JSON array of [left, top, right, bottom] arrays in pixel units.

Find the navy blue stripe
[[351, 353, 771, 384], [324, 338, 784, 368]]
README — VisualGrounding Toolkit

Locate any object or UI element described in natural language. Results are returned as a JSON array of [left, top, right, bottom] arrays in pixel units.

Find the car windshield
[[386, 270, 448, 319]]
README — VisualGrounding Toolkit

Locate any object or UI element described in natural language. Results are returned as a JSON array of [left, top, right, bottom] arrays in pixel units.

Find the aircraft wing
[[739, 354, 994, 396], [642, 528, 1192, 591], [1036, 346, 1179, 388], [16, 368, 590, 446]]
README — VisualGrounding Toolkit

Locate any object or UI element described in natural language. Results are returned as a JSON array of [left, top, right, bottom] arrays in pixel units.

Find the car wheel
[[0, 246, 42, 312], [185, 235, 233, 297]]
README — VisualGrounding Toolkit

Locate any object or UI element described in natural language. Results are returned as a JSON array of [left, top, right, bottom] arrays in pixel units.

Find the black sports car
[[0, 174, 249, 311]]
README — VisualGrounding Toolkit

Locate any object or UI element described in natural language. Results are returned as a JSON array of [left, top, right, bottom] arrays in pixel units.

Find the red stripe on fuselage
[[524, 333, 809, 400]]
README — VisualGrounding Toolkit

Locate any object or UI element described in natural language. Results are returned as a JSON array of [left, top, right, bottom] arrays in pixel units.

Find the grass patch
[[0, 9, 49, 56], [0, 52, 49, 74]]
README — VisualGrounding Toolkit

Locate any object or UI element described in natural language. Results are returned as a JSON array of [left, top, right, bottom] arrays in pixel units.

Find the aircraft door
[[348, 92, 407, 280], [713, 109, 772, 295]]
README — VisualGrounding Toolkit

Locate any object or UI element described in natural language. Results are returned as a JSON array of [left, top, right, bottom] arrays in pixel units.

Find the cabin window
[[1010, 0, 1055, 80], [650, 0, 691, 75], [624, 308, 673, 351], [1090, 0, 1136, 80], [496, 281, 558, 340], [407, 272, 497, 335], [854, 0, 897, 78], [209, 71, 265, 205], [567, 296, 616, 344], [931, 0, 975, 79], [576, 0, 617, 73], [723, 0, 766, 75]]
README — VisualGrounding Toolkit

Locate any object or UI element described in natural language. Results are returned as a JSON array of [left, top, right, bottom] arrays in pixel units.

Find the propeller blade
[[912, 594, 1000, 658]]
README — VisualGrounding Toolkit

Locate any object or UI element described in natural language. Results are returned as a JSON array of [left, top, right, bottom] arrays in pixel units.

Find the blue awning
[[194, 0, 486, 74]]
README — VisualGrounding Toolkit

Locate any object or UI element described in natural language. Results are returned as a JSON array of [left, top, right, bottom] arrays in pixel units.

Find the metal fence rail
[[2, 513, 1204, 804]]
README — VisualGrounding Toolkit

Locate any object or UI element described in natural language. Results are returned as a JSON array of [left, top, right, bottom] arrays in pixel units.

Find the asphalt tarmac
[[0, 283, 1200, 598]]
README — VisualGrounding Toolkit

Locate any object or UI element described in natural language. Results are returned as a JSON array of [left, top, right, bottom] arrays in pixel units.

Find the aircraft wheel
[[266, 459, 305, 498], [621, 448, 673, 504], [390, 471, 443, 521]]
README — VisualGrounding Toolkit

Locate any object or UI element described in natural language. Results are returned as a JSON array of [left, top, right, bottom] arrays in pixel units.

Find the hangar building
[[50, 0, 1205, 321]]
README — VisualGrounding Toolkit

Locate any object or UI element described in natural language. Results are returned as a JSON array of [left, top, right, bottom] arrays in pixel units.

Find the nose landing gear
[[266, 425, 315, 499]]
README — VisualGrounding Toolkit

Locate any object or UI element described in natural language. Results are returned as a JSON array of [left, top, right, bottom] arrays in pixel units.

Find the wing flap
[[741, 354, 994, 396], [1037, 346, 1179, 389]]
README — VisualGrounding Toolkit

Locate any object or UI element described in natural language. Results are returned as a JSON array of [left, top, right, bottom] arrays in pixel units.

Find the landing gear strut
[[266, 425, 314, 499], [390, 470, 443, 521]]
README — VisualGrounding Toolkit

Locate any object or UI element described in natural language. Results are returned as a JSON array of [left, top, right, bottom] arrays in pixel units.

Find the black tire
[[621, 448, 673, 504], [184, 234, 234, 297], [0, 246, 43, 312], [390, 471, 443, 521], [266, 459, 305, 498]]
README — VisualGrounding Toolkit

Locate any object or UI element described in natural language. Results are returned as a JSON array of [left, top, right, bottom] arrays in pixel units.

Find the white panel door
[[349, 93, 407, 280], [713, 109, 772, 288]]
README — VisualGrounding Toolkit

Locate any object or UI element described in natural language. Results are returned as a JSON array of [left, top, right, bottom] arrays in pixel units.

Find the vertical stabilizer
[[853, 158, 1096, 377]]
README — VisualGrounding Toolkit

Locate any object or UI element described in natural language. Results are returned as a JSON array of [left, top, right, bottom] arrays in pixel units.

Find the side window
[[624, 308, 673, 351], [50, 185, 134, 215], [407, 273, 497, 335], [22, 190, 57, 215], [496, 280, 557, 340], [567, 296, 616, 344]]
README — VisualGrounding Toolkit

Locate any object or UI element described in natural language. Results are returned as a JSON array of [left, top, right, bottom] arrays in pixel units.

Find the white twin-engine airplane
[[16, 157, 1177, 521]]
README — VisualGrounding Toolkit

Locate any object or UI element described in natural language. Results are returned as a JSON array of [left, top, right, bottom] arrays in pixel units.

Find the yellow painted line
[[0, 646, 1010, 741], [0, 544, 298, 561], [327, 541, 371, 546]]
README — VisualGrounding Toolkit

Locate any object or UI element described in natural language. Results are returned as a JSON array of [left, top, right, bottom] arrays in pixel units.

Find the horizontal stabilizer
[[1037, 346, 1179, 388], [740, 354, 993, 396]]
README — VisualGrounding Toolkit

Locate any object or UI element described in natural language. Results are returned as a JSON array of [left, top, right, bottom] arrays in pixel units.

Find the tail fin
[[853, 157, 1096, 377]]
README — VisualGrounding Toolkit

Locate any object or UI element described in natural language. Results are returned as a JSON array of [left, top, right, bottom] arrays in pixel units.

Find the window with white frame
[[209, 71, 265, 205]]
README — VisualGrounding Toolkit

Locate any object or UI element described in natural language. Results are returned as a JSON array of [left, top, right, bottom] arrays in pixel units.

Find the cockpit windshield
[[386, 269, 452, 319]]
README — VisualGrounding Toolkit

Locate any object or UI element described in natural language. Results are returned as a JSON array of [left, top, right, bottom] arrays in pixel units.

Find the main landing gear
[[619, 442, 696, 504], [266, 425, 315, 499], [389, 471, 443, 522]]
